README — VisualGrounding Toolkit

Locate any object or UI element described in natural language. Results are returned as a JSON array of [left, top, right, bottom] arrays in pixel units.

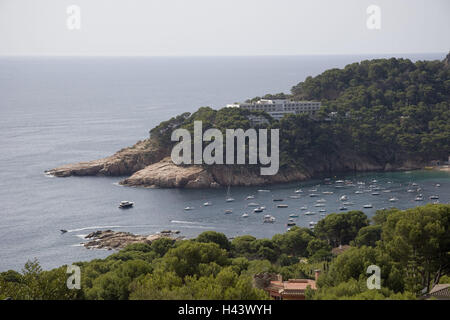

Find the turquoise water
[[0, 54, 447, 271]]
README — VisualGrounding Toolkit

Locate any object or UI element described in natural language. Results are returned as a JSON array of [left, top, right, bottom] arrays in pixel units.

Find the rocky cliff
[[47, 137, 425, 188]]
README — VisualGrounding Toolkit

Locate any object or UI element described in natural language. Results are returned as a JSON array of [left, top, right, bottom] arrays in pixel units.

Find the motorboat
[[294, 189, 303, 193], [258, 189, 271, 192], [277, 204, 288, 208], [309, 193, 319, 197], [371, 192, 380, 195], [225, 209, 233, 214], [226, 197, 235, 202], [254, 207, 264, 213], [119, 201, 134, 209], [289, 213, 299, 218], [319, 209, 326, 213], [339, 206, 348, 211], [289, 195, 301, 199], [322, 191, 334, 195], [355, 191, 363, 194], [245, 195, 255, 200], [363, 204, 373, 208], [263, 215, 276, 223], [340, 195, 348, 201], [305, 211, 316, 215], [414, 195, 424, 201], [184, 206, 194, 211], [203, 202, 212, 206], [300, 206, 308, 210], [247, 202, 259, 207], [430, 195, 439, 200], [273, 198, 284, 202], [389, 197, 398, 202], [242, 213, 249, 218], [287, 221, 296, 227], [316, 199, 327, 203], [314, 203, 325, 207]]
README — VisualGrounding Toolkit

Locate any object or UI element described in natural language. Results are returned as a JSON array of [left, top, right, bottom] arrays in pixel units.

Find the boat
[[414, 196, 424, 201], [407, 189, 416, 193], [305, 211, 316, 215], [242, 213, 249, 218], [260, 206, 266, 210], [245, 195, 255, 200], [294, 189, 303, 193], [314, 203, 325, 207], [309, 193, 319, 197], [411, 183, 418, 187], [119, 201, 134, 209], [225, 185, 234, 202], [287, 222, 296, 227], [430, 195, 439, 200], [342, 201, 354, 205], [289, 195, 301, 199], [184, 206, 194, 211], [389, 197, 398, 202], [339, 206, 348, 211], [319, 209, 326, 212], [355, 191, 363, 194], [263, 215, 276, 223], [308, 189, 318, 192], [258, 189, 271, 192], [371, 192, 380, 195], [247, 202, 259, 207], [203, 202, 212, 206], [289, 213, 299, 218], [383, 190, 391, 193], [335, 180, 344, 184], [340, 195, 348, 201], [372, 179, 378, 183], [316, 199, 327, 203], [254, 207, 264, 213], [60, 229, 68, 234], [300, 206, 308, 210], [363, 204, 373, 208], [435, 184, 441, 187], [273, 198, 284, 202], [322, 191, 334, 195], [277, 204, 288, 208], [225, 209, 233, 214]]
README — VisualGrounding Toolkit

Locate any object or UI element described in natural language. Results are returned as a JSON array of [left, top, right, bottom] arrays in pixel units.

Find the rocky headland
[[83, 229, 183, 250]]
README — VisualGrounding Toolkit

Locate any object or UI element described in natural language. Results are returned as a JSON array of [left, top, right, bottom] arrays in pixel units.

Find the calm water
[[0, 54, 448, 271]]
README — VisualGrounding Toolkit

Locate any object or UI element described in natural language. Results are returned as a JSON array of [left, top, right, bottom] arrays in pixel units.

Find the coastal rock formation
[[83, 229, 182, 250], [46, 139, 167, 177]]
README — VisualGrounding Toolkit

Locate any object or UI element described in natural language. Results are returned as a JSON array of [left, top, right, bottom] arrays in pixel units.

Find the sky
[[0, 0, 449, 56]]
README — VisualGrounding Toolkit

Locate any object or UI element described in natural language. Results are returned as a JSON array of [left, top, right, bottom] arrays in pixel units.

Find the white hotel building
[[227, 99, 321, 122]]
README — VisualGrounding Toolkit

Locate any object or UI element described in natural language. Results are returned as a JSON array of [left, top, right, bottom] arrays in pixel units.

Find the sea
[[0, 53, 449, 271]]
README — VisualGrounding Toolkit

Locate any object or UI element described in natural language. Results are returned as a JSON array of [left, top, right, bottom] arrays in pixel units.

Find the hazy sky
[[0, 0, 449, 56]]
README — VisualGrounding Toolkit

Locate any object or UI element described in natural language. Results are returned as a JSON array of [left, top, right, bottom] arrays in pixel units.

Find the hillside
[[47, 54, 450, 188]]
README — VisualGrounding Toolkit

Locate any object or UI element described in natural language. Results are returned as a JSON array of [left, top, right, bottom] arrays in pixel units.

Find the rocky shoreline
[[83, 229, 183, 250], [46, 136, 426, 188]]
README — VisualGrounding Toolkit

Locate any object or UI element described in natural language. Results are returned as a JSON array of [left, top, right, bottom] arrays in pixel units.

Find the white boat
[[340, 195, 348, 201], [389, 197, 398, 202], [355, 191, 363, 194], [305, 211, 316, 215], [277, 204, 288, 208], [363, 204, 373, 208], [314, 203, 325, 207], [203, 202, 212, 206], [258, 189, 271, 192], [294, 189, 303, 193], [411, 183, 418, 187], [245, 195, 255, 200], [260, 206, 266, 210], [335, 180, 344, 184], [371, 192, 380, 195], [430, 195, 439, 200], [342, 201, 354, 205], [254, 207, 264, 213], [383, 190, 391, 193], [247, 202, 259, 207], [289, 195, 301, 199], [300, 206, 308, 210], [407, 189, 416, 193], [224, 209, 233, 214], [263, 215, 276, 223], [309, 193, 319, 197], [242, 213, 249, 218], [226, 198, 235, 202], [289, 213, 299, 218], [119, 201, 134, 209], [316, 199, 327, 203], [414, 196, 424, 201], [225, 185, 234, 202], [309, 188, 318, 192], [435, 184, 441, 187], [322, 191, 334, 195], [184, 206, 194, 211], [319, 209, 326, 213]]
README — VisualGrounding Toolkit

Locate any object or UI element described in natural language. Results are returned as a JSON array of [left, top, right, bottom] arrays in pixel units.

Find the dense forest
[[150, 56, 449, 175], [1, 204, 448, 300]]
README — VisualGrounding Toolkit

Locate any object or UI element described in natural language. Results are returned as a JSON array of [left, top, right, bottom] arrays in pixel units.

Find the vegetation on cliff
[[1, 204, 448, 300]]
